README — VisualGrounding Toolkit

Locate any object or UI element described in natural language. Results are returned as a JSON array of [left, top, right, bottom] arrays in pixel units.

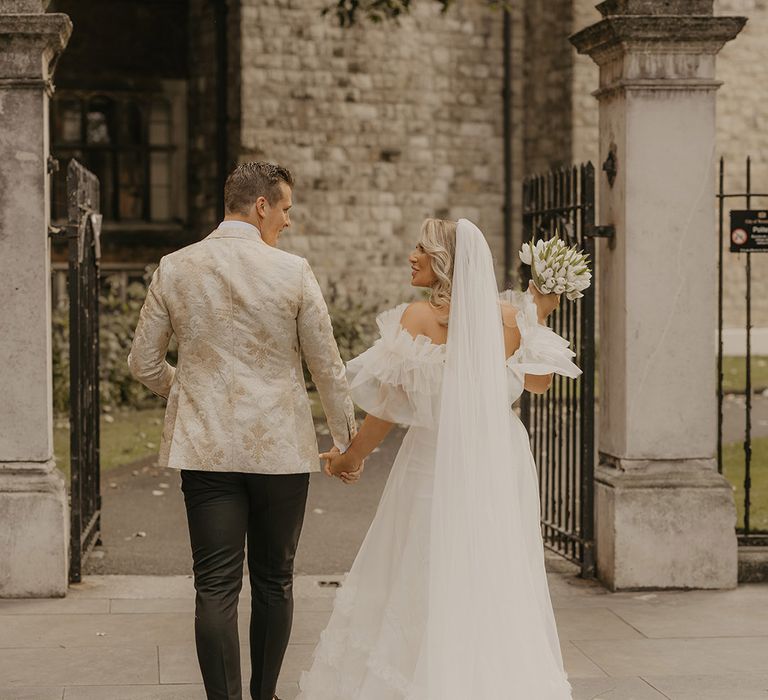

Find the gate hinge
[[47, 156, 60, 175], [586, 224, 616, 249], [586, 225, 615, 239]]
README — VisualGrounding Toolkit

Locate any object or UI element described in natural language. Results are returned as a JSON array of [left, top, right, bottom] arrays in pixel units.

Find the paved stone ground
[[37, 407, 764, 699], [84, 391, 765, 579], [85, 429, 404, 577], [2, 560, 768, 699]]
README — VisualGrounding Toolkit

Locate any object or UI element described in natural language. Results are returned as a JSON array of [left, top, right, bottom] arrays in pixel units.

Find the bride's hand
[[319, 448, 364, 484], [528, 279, 561, 321]]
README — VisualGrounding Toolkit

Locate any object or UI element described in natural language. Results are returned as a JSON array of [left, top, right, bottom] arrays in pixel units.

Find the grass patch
[[721, 355, 768, 394], [723, 436, 768, 533], [54, 408, 165, 479]]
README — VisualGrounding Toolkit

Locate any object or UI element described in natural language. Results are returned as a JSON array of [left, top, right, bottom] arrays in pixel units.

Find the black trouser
[[181, 469, 310, 700]]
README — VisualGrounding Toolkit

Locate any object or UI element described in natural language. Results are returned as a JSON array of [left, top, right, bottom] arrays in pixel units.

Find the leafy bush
[[326, 300, 380, 364], [52, 268, 169, 416]]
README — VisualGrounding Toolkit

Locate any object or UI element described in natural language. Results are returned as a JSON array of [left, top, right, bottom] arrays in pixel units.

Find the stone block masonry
[[237, 0, 507, 307]]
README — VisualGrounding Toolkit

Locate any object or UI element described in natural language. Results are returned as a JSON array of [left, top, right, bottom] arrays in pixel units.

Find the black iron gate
[[717, 156, 768, 547], [65, 159, 103, 583], [520, 162, 611, 578]]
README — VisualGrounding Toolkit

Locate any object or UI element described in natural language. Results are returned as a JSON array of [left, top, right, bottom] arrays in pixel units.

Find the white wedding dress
[[297, 222, 581, 699]]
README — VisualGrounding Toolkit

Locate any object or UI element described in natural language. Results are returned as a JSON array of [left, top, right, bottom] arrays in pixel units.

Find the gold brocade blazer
[[128, 221, 356, 474]]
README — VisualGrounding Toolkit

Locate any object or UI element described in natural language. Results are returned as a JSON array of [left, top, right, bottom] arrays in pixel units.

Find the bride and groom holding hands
[[128, 160, 589, 700]]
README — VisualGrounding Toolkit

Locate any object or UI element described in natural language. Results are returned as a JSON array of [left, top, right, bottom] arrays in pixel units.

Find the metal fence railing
[[520, 162, 612, 577]]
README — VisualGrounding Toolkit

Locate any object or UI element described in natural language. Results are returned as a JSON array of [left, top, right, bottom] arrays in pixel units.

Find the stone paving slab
[[0, 645, 158, 687], [644, 672, 768, 699], [0, 689, 65, 700], [561, 641, 609, 678], [569, 677, 669, 699], [2, 573, 768, 699], [158, 643, 302, 699], [554, 606, 645, 641], [0, 597, 111, 615], [608, 598, 768, 638], [572, 636, 768, 677], [0, 612, 192, 649], [62, 686, 207, 700]]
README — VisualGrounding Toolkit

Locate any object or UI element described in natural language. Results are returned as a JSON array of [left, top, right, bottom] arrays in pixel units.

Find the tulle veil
[[421, 219, 572, 698]]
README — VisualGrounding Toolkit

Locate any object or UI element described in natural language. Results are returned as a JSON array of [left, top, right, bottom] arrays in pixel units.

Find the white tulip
[[517, 235, 591, 303]]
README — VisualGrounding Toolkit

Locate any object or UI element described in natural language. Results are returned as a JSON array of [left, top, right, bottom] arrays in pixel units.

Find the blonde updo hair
[[418, 218, 457, 318]]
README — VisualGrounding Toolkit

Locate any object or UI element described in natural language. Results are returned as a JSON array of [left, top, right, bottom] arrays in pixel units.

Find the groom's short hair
[[224, 161, 294, 214]]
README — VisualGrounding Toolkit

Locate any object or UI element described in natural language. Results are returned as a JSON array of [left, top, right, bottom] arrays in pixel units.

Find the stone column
[[571, 1, 745, 589], [0, 0, 72, 596]]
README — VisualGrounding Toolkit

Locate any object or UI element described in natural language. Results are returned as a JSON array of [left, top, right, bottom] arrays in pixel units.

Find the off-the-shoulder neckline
[[385, 295, 534, 356], [390, 303, 448, 349]]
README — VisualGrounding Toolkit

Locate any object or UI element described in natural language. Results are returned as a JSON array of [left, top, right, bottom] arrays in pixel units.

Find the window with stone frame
[[51, 88, 185, 224]]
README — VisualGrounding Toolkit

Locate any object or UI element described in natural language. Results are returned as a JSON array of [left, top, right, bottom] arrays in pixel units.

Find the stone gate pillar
[[0, 0, 72, 596], [571, 0, 745, 589]]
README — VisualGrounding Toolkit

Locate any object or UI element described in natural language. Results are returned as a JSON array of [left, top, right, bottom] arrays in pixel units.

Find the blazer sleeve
[[127, 259, 176, 399], [297, 259, 357, 451]]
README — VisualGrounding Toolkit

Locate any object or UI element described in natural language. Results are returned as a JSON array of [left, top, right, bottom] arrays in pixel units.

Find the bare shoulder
[[400, 301, 433, 338]]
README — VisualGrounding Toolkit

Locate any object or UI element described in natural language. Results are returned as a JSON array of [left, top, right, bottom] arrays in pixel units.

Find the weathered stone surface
[[595, 462, 738, 589], [738, 546, 768, 583], [237, 0, 507, 305], [575, 4, 743, 589], [598, 0, 715, 16], [0, 0, 50, 12], [0, 6, 70, 597], [571, 16, 746, 64], [570, 1, 768, 331], [0, 468, 68, 597], [0, 88, 54, 464], [0, 14, 71, 81]]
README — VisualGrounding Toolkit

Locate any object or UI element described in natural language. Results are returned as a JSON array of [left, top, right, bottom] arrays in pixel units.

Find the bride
[[297, 218, 582, 699]]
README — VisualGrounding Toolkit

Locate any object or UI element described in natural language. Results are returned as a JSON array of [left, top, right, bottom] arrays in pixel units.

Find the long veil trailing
[[423, 219, 571, 698]]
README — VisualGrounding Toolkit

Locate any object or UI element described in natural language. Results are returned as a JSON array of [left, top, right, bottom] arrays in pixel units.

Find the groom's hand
[[320, 446, 341, 476]]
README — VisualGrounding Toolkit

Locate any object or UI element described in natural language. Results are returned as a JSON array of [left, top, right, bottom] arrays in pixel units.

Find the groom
[[128, 161, 357, 700]]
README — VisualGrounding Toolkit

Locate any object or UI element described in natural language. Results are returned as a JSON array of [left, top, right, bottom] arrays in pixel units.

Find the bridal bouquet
[[519, 237, 592, 300]]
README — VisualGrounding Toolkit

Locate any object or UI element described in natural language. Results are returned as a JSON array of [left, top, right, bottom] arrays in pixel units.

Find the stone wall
[[237, 0, 507, 309], [571, 0, 600, 169], [716, 0, 768, 333], [522, 0, 576, 174]]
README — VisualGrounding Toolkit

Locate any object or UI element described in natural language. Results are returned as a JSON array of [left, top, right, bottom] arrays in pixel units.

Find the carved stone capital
[[570, 9, 745, 95], [0, 0, 51, 12], [571, 15, 746, 62], [0, 12, 72, 84]]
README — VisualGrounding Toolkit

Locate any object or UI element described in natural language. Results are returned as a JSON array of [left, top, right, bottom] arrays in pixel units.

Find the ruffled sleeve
[[345, 304, 445, 428], [500, 290, 582, 380]]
